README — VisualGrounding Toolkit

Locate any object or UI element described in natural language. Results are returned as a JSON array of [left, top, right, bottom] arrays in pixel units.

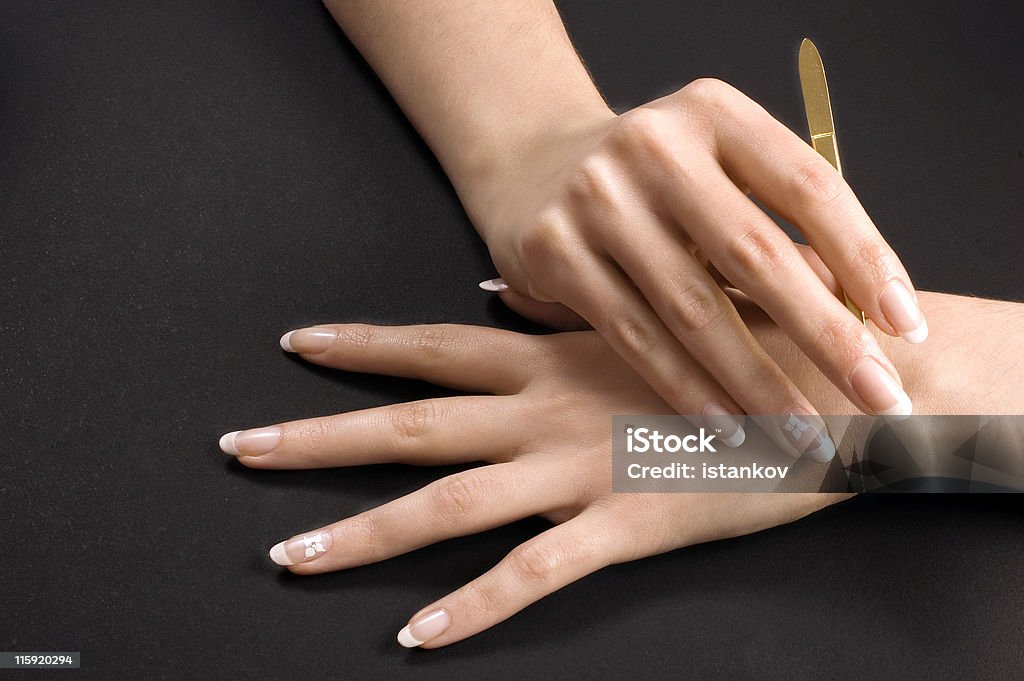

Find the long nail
[[478, 278, 509, 292], [702, 402, 745, 448], [219, 426, 282, 457], [776, 410, 836, 462], [280, 327, 338, 353], [397, 609, 451, 648], [269, 530, 333, 566], [849, 356, 913, 417], [878, 280, 928, 343]]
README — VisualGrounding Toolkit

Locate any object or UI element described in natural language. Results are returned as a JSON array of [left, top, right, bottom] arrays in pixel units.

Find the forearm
[[323, 0, 611, 212], [745, 291, 1024, 415]]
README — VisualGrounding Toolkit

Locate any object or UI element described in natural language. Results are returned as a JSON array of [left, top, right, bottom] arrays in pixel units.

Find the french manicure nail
[[218, 426, 282, 456], [280, 327, 338, 353], [776, 409, 836, 462], [879, 280, 928, 343], [849, 356, 913, 417], [269, 530, 333, 566], [702, 402, 746, 448], [478, 278, 509, 292], [397, 609, 451, 648]]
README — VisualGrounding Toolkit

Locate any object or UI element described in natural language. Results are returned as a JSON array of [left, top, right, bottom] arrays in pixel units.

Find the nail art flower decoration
[[783, 415, 811, 436], [303, 533, 327, 559]]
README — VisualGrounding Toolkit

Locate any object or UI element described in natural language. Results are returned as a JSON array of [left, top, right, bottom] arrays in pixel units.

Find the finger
[[700, 244, 841, 298], [221, 395, 524, 468], [794, 244, 841, 297], [279, 323, 540, 394], [546, 250, 746, 433], [695, 248, 733, 289], [267, 460, 575, 574], [479, 278, 591, 330], [602, 209, 826, 455], [710, 84, 927, 343], [655, 152, 912, 417], [396, 506, 623, 648], [499, 291, 591, 331]]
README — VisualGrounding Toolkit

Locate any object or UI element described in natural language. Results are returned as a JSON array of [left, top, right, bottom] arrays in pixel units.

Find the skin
[[322, 0, 929, 424], [222, 291, 1024, 647]]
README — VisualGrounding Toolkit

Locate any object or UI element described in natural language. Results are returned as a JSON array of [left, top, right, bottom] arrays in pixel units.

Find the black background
[[2, 1, 1023, 679]]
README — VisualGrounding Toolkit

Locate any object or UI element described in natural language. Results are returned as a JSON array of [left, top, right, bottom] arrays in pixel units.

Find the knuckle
[[677, 78, 737, 137], [410, 325, 459, 362], [335, 324, 373, 352], [295, 417, 336, 454], [614, 108, 670, 156], [606, 314, 661, 357], [791, 158, 847, 208], [569, 153, 623, 210], [519, 212, 576, 271], [811, 317, 856, 354], [345, 514, 384, 561], [508, 542, 561, 587], [667, 280, 726, 334], [851, 237, 898, 283], [682, 77, 733, 104], [608, 108, 704, 208], [728, 223, 793, 280], [388, 400, 440, 444], [459, 581, 500, 622], [430, 473, 482, 526]]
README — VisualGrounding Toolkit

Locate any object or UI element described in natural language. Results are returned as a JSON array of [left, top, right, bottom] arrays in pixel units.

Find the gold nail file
[[798, 38, 866, 324]]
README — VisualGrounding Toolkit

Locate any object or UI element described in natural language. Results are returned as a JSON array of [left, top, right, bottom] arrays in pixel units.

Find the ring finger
[[268, 459, 575, 574]]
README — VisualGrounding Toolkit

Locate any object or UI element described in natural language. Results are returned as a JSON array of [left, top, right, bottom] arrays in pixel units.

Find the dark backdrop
[[2, 1, 1023, 679]]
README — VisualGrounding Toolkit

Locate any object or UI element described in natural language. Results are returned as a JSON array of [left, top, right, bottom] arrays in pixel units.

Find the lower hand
[[219, 322, 849, 648]]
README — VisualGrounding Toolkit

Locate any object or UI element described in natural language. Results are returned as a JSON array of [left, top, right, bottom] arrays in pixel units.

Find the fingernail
[[218, 426, 282, 456], [776, 409, 836, 462], [849, 356, 913, 417], [702, 402, 745, 448], [879, 280, 928, 343], [397, 608, 451, 648], [269, 530, 333, 566], [280, 327, 338, 353], [478, 278, 509, 292]]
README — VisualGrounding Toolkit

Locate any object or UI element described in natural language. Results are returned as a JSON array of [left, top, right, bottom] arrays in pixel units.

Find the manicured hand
[[469, 78, 925, 438], [219, 323, 849, 648]]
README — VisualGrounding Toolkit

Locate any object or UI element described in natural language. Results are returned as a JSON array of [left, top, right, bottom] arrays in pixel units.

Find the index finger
[[710, 84, 928, 344], [280, 323, 541, 394]]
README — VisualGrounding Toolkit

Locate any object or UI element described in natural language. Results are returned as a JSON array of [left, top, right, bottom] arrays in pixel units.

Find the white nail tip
[[877, 390, 914, 418], [279, 330, 296, 352], [269, 541, 294, 566], [719, 427, 746, 448], [900, 319, 929, 344], [218, 431, 240, 455], [805, 436, 837, 463], [478, 278, 509, 292], [397, 625, 423, 648]]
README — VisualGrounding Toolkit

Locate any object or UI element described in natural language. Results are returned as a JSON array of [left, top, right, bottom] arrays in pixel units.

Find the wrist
[[741, 290, 1024, 415], [888, 292, 1024, 415]]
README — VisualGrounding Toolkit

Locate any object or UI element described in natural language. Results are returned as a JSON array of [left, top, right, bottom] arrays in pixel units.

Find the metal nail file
[[798, 38, 866, 324]]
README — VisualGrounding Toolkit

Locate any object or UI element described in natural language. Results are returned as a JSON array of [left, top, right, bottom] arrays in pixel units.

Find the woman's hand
[[219, 323, 849, 648], [323, 1, 923, 448], [467, 78, 926, 431]]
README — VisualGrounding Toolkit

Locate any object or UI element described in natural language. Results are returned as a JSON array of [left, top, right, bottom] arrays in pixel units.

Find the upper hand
[[467, 78, 927, 445]]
